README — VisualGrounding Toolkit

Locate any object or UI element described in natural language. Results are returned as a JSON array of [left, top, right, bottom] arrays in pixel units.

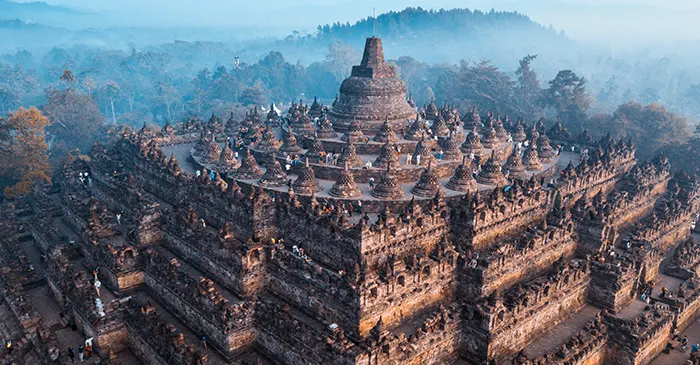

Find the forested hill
[[0, 0, 86, 28], [301, 7, 573, 67]]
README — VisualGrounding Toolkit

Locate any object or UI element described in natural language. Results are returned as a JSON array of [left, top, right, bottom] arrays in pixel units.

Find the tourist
[[116, 213, 121, 226], [571, 145, 575, 152], [5, 340, 11, 354], [210, 170, 216, 181], [437, 150, 443, 160], [369, 177, 375, 189], [200, 218, 206, 228], [406, 154, 412, 165], [78, 344, 84, 362], [285, 163, 291, 171], [469, 153, 475, 160], [196, 170, 201, 178], [201, 335, 207, 350], [68, 347, 76, 363], [287, 179, 292, 188], [416, 154, 421, 165], [94, 278, 101, 297], [365, 161, 373, 169], [662, 287, 669, 298], [85, 343, 92, 359]]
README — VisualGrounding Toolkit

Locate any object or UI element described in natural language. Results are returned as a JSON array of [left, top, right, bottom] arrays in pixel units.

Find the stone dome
[[328, 37, 415, 134]]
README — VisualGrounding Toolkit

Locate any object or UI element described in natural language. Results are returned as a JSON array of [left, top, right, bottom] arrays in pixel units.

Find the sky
[[12, 0, 700, 44]]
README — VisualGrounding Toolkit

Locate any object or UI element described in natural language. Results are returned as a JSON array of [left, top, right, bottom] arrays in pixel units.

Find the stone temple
[[328, 37, 416, 133], [2, 37, 700, 365]]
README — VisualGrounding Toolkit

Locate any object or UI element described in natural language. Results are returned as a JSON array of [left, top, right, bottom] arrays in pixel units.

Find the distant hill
[[268, 7, 574, 70], [0, 0, 76, 15], [0, 0, 90, 28], [0, 18, 77, 52]]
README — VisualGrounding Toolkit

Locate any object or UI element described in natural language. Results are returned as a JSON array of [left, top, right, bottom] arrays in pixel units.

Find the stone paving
[[650, 317, 700, 365]]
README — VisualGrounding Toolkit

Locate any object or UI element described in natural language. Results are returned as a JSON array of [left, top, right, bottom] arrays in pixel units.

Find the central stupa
[[328, 37, 416, 134]]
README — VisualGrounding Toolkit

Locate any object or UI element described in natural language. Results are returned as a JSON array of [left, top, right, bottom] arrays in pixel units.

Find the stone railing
[[359, 304, 461, 365], [467, 259, 590, 333], [514, 313, 607, 365], [606, 307, 673, 352], [465, 223, 576, 298], [142, 249, 254, 334], [124, 300, 208, 365], [255, 299, 356, 365]]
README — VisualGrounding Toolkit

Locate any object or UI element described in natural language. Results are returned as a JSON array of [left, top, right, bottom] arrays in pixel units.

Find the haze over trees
[[0, 4, 698, 197]]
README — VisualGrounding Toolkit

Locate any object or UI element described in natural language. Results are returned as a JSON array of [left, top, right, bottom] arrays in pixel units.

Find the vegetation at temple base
[[540, 70, 591, 128], [0, 5, 699, 197], [42, 76, 105, 155], [583, 102, 691, 160], [0, 106, 51, 198]]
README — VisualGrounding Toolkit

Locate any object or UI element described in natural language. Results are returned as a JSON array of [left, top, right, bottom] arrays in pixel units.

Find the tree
[[683, 83, 700, 120], [239, 84, 266, 107], [424, 87, 435, 103], [0, 86, 21, 115], [60, 69, 77, 90], [586, 101, 691, 159], [438, 60, 514, 113], [597, 75, 619, 106], [98, 81, 121, 124], [210, 73, 239, 104], [0, 107, 51, 198], [82, 76, 96, 96], [155, 81, 180, 122], [42, 87, 104, 153], [324, 42, 359, 83], [395, 56, 429, 101], [639, 88, 660, 104], [540, 70, 590, 128], [514, 55, 542, 120]]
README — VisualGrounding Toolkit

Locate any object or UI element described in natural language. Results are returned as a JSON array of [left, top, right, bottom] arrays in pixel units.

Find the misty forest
[[1, 3, 699, 198]]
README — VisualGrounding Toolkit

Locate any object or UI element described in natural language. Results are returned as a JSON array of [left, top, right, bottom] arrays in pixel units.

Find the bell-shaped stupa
[[328, 37, 415, 133]]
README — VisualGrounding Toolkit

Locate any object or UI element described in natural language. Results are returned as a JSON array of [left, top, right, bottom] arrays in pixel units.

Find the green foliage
[[436, 60, 514, 114], [514, 55, 543, 120], [540, 70, 590, 127], [239, 85, 266, 107], [585, 101, 691, 159], [42, 87, 104, 153]]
